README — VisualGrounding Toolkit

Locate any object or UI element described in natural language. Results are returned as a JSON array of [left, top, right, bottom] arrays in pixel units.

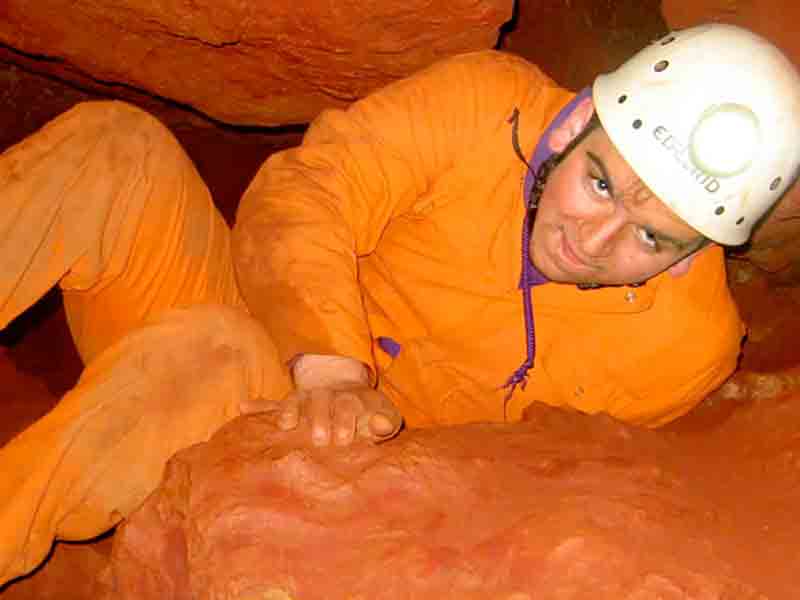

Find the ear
[[666, 243, 715, 278], [547, 97, 596, 153]]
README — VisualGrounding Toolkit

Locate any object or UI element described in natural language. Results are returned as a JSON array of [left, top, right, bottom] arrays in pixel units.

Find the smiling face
[[530, 121, 707, 286]]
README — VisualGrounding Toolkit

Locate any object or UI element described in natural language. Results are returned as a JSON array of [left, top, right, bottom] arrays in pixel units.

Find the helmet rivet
[[632, 119, 643, 129], [618, 94, 627, 104], [660, 35, 676, 46], [770, 177, 782, 191], [654, 60, 669, 73], [714, 206, 725, 216], [736, 217, 745, 225]]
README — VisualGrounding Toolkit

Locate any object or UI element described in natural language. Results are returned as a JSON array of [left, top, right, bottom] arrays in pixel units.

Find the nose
[[576, 209, 628, 258]]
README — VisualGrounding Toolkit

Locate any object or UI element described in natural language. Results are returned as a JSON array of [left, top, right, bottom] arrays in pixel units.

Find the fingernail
[[370, 413, 394, 436]]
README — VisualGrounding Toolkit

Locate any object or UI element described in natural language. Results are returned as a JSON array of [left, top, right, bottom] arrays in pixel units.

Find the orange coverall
[[234, 50, 744, 427], [0, 50, 742, 585]]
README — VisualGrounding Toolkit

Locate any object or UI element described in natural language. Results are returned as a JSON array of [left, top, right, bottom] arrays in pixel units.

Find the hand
[[277, 383, 402, 447]]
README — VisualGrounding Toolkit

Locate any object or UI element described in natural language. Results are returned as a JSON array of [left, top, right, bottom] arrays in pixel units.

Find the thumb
[[366, 411, 402, 441], [356, 395, 403, 442]]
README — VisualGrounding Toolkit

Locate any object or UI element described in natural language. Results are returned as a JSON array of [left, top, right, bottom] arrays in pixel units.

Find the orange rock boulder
[[104, 406, 791, 599], [0, 0, 511, 126]]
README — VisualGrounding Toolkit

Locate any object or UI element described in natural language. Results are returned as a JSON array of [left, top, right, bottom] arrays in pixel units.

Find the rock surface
[[0, 0, 511, 126], [2, 2, 800, 598], [0, 538, 113, 600], [0, 349, 57, 446], [103, 396, 799, 599], [503, 0, 667, 91]]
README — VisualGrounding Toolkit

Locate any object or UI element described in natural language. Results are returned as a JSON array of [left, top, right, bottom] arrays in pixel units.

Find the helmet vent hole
[[770, 176, 782, 191], [632, 119, 643, 130], [736, 217, 745, 225], [618, 94, 628, 104], [654, 60, 669, 73], [714, 206, 725, 216], [660, 35, 676, 46]]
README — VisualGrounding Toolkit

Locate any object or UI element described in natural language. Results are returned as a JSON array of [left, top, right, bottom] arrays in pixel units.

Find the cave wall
[[0, 0, 511, 126], [502, 0, 667, 91], [1, 1, 800, 598]]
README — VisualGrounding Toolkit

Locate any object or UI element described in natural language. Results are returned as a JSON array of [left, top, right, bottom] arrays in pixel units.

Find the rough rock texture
[[2, 2, 800, 598], [502, 0, 667, 91], [662, 0, 800, 279], [103, 391, 799, 600], [0, 0, 511, 126], [662, 0, 800, 59], [0, 349, 57, 446], [728, 260, 800, 372], [0, 538, 113, 600], [0, 53, 225, 147]]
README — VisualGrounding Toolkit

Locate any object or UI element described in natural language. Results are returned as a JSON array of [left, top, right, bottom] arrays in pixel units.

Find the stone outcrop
[[103, 401, 799, 599], [0, 0, 511, 126], [0, 349, 57, 446], [2, 3, 800, 598], [0, 538, 112, 600], [502, 0, 666, 91]]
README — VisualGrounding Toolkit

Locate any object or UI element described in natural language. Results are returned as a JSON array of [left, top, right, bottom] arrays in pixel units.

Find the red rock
[[105, 404, 798, 599], [727, 261, 800, 372], [0, 0, 511, 126], [0, 538, 112, 600], [502, 0, 666, 91], [0, 349, 58, 447]]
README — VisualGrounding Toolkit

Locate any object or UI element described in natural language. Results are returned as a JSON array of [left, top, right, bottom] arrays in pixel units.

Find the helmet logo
[[653, 125, 720, 193], [690, 104, 759, 177]]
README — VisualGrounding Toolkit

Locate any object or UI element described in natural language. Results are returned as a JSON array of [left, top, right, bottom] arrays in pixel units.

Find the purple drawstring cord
[[503, 210, 536, 397], [501, 87, 591, 401]]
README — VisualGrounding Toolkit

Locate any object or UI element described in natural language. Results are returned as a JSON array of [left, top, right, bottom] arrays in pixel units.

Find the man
[[0, 23, 798, 585], [233, 23, 800, 442]]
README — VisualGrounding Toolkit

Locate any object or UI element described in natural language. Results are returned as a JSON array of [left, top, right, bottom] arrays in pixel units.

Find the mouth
[[557, 230, 594, 273]]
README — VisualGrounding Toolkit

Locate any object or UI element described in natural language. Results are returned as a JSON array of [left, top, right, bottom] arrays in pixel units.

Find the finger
[[356, 409, 402, 442], [357, 392, 403, 442], [331, 391, 362, 446], [277, 391, 303, 431], [239, 396, 281, 416], [308, 388, 333, 446], [368, 411, 401, 439]]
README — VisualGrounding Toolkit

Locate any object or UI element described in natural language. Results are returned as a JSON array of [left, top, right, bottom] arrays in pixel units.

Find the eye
[[589, 174, 611, 199], [636, 226, 659, 250]]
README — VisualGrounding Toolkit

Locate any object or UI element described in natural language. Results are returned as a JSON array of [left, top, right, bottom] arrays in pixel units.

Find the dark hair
[[527, 112, 602, 213], [557, 111, 602, 165]]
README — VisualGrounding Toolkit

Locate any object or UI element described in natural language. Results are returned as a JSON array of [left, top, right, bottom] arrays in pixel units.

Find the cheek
[[540, 169, 586, 220], [615, 248, 676, 281]]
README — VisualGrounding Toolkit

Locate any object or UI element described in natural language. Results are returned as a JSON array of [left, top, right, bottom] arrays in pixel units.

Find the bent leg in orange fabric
[[0, 305, 292, 586], [0, 100, 244, 363], [0, 103, 291, 585]]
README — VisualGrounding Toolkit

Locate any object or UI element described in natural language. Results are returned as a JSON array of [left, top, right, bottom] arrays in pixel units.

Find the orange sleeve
[[233, 50, 553, 372]]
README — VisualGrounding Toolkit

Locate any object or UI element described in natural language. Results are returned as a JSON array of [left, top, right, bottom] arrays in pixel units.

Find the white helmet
[[593, 24, 800, 246]]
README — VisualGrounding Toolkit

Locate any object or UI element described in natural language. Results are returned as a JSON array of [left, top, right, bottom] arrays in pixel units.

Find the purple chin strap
[[502, 86, 593, 398]]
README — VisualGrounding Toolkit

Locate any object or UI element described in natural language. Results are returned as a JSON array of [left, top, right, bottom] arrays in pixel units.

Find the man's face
[[530, 126, 704, 286]]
